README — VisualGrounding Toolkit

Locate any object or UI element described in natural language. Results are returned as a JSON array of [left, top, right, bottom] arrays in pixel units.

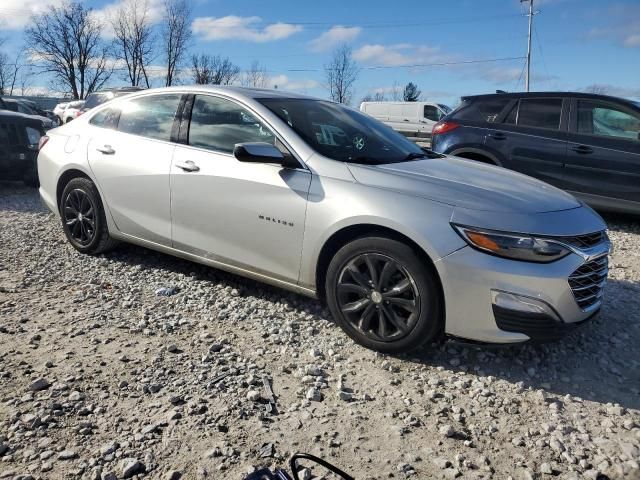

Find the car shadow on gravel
[[402, 277, 640, 411]]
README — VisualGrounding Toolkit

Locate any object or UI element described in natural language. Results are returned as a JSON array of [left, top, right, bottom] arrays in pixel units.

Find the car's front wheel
[[60, 178, 117, 254], [325, 236, 443, 353]]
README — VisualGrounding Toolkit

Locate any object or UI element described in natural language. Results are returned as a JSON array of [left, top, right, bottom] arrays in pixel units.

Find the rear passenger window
[[516, 98, 562, 130], [188, 95, 275, 153], [118, 94, 182, 141], [90, 108, 120, 129], [456, 98, 510, 123]]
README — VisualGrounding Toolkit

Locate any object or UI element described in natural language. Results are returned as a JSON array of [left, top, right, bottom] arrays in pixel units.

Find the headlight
[[452, 224, 571, 263], [26, 127, 41, 149]]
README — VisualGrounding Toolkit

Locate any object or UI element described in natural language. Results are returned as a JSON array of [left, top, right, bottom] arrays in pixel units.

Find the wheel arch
[[448, 148, 502, 166], [56, 168, 93, 212], [314, 223, 444, 308]]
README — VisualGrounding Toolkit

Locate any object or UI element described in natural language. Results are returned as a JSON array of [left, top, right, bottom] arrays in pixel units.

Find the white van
[[360, 101, 452, 142]]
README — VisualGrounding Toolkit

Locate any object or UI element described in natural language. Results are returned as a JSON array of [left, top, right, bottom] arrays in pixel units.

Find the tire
[[60, 177, 118, 255], [325, 236, 443, 353]]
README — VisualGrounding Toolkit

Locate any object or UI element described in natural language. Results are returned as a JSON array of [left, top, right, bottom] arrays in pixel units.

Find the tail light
[[75, 110, 83, 117], [432, 121, 459, 137], [38, 135, 50, 150]]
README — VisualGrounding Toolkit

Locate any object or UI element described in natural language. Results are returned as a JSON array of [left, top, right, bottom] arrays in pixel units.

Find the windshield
[[258, 98, 431, 164]]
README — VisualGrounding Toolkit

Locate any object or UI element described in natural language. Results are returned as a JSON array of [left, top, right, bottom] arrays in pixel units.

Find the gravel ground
[[0, 182, 639, 480]]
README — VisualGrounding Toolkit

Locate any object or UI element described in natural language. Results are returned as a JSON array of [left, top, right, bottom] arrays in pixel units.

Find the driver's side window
[[424, 105, 441, 122], [188, 95, 276, 153]]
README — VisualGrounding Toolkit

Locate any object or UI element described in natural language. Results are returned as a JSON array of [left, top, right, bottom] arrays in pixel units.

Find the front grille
[[558, 231, 606, 249], [568, 255, 608, 311]]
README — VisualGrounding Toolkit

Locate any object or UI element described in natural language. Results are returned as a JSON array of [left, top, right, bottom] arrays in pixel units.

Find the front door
[[564, 98, 640, 208], [170, 94, 311, 284], [87, 93, 183, 246]]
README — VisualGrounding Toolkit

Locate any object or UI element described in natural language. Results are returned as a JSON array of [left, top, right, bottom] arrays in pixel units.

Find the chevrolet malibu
[[37, 86, 611, 353]]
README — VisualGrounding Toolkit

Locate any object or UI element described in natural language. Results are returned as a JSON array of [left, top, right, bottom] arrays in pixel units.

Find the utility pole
[[522, 0, 535, 92]]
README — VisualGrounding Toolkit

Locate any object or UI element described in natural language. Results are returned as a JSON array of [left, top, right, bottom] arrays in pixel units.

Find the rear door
[[492, 97, 568, 187], [564, 98, 640, 208], [87, 93, 183, 246]]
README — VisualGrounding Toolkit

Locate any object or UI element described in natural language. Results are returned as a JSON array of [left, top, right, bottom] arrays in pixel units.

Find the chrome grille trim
[[568, 254, 608, 312]]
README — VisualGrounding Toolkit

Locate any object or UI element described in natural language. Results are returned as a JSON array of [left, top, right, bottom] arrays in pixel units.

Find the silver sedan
[[37, 86, 611, 352]]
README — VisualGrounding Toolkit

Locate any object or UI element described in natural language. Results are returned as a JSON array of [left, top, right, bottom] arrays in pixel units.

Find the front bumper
[[435, 245, 607, 343]]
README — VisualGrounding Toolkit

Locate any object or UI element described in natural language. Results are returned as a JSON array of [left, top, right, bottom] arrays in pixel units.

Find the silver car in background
[[37, 86, 611, 353]]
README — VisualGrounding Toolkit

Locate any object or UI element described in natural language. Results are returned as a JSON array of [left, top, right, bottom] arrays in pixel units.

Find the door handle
[[96, 145, 115, 155], [571, 145, 593, 154], [488, 132, 506, 140], [175, 160, 200, 172], [403, 119, 410, 122]]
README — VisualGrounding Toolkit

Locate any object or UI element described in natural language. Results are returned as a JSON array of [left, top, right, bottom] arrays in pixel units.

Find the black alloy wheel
[[326, 236, 443, 353], [336, 253, 420, 342], [63, 188, 97, 246], [60, 177, 118, 254]]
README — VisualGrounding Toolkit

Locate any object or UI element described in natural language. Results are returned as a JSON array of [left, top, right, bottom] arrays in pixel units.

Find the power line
[[534, 24, 552, 85], [10, 56, 527, 74]]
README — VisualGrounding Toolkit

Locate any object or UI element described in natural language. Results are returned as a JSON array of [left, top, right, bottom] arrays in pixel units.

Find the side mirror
[[234, 142, 299, 169]]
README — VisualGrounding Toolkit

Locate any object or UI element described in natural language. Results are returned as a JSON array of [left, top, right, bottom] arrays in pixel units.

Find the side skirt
[[110, 231, 318, 299]]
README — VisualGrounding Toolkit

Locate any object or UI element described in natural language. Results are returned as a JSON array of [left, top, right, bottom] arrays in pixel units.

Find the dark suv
[[431, 92, 640, 214], [0, 109, 46, 186]]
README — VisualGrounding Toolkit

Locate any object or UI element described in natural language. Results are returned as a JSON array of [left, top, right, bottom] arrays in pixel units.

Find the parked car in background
[[0, 98, 56, 130], [0, 109, 45, 186], [61, 100, 86, 123], [17, 99, 60, 127], [38, 86, 610, 352], [79, 86, 145, 116], [360, 101, 451, 143], [53, 101, 70, 121], [431, 92, 640, 214]]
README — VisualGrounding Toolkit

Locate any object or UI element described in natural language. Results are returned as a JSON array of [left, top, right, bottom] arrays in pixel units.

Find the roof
[[130, 85, 317, 101], [461, 91, 639, 106], [0, 109, 44, 126]]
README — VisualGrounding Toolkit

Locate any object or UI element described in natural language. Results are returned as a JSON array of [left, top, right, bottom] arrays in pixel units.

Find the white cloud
[[308, 26, 361, 52], [623, 33, 640, 48], [353, 43, 448, 67], [192, 16, 303, 42], [0, 0, 63, 30], [270, 74, 320, 92]]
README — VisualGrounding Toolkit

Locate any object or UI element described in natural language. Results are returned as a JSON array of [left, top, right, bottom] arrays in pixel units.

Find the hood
[[347, 156, 581, 214]]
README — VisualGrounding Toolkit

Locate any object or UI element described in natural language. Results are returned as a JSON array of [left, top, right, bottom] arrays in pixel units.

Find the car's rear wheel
[[325, 236, 443, 353], [60, 178, 117, 254]]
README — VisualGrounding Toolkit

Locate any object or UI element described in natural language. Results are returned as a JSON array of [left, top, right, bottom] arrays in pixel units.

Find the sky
[[0, 0, 639, 106]]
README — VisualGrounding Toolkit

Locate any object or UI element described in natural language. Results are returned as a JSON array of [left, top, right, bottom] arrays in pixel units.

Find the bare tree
[[390, 81, 403, 101], [162, 0, 191, 86], [25, 1, 111, 99], [324, 44, 358, 104], [361, 91, 387, 103], [0, 52, 8, 95], [111, 0, 156, 88], [191, 54, 240, 85], [241, 60, 269, 88]]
